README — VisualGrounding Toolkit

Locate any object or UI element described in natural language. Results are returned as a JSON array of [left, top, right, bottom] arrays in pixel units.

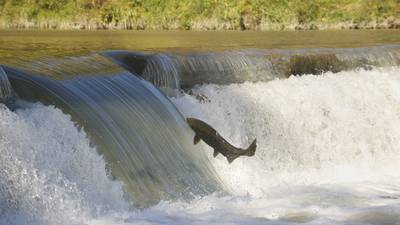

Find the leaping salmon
[[186, 117, 257, 163]]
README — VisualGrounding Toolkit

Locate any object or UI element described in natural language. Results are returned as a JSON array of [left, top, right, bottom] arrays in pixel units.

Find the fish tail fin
[[245, 138, 257, 156], [227, 155, 240, 164]]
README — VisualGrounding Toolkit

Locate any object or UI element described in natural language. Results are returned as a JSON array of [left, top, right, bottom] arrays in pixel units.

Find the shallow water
[[1, 29, 400, 63]]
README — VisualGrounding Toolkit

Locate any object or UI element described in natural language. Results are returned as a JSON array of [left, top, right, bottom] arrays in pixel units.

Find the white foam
[[3, 67, 400, 225], [166, 67, 400, 224], [172, 67, 400, 196], [0, 103, 129, 225]]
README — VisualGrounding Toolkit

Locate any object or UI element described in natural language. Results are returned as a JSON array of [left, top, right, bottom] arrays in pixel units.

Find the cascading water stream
[[1, 66, 221, 207], [2, 46, 400, 224], [0, 66, 13, 104]]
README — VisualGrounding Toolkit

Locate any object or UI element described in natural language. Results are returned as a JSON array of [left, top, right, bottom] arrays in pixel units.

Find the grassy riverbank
[[0, 0, 399, 30]]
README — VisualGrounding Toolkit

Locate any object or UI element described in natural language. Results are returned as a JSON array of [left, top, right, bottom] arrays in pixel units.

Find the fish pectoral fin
[[226, 155, 240, 164], [213, 149, 219, 157], [193, 134, 201, 144]]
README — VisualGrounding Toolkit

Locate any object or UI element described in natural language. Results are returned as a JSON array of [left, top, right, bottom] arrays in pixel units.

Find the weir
[[103, 51, 180, 92], [105, 45, 400, 89], [2, 45, 400, 224], [2, 45, 400, 207], [8, 46, 400, 95], [1, 66, 221, 207]]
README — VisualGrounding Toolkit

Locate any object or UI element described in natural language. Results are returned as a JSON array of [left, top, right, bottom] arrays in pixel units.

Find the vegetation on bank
[[0, 0, 399, 30]]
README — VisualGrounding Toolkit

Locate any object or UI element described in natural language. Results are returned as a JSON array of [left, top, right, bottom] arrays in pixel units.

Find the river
[[1, 30, 400, 225]]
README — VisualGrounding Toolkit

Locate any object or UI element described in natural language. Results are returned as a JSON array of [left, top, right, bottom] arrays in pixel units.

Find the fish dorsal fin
[[193, 134, 201, 144], [227, 155, 240, 164], [213, 150, 219, 157]]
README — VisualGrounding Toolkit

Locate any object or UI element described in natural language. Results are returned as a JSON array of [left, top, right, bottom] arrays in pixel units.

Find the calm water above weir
[[1, 29, 400, 63]]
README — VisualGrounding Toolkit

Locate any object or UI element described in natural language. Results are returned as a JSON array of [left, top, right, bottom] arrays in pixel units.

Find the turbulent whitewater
[[1, 49, 400, 224], [171, 67, 400, 224]]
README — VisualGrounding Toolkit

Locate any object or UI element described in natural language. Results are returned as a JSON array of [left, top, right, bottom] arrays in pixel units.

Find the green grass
[[0, 0, 399, 30]]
